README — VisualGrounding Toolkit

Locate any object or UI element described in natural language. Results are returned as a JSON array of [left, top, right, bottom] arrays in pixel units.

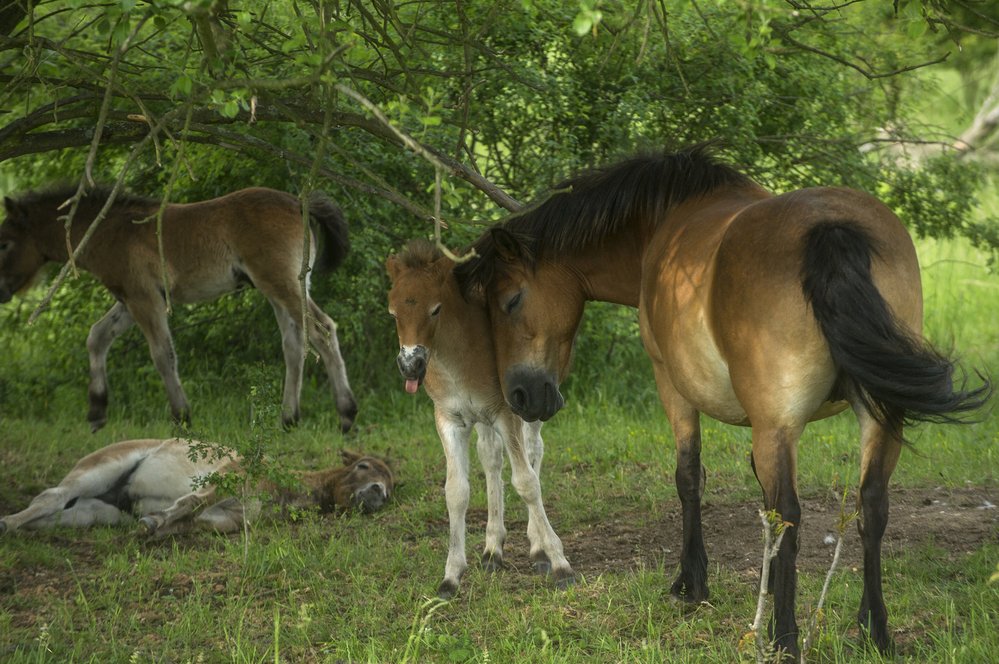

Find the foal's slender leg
[[751, 425, 803, 660], [306, 297, 358, 432], [435, 409, 473, 598], [497, 413, 574, 587], [853, 406, 902, 655], [139, 485, 218, 537], [127, 295, 191, 426], [475, 423, 506, 572], [86, 301, 134, 432], [269, 302, 306, 427]]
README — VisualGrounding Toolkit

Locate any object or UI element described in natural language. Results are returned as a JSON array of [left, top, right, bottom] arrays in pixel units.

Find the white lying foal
[[0, 438, 394, 537]]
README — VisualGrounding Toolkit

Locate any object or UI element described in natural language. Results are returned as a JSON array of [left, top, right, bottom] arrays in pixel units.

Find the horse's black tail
[[306, 191, 350, 273], [801, 222, 991, 435]]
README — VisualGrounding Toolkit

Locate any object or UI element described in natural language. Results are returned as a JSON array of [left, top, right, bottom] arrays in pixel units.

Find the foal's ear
[[385, 253, 401, 282], [491, 228, 524, 263], [340, 448, 363, 465], [3, 196, 24, 221]]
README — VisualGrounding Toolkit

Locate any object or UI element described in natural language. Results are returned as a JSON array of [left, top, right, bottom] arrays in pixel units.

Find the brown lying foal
[[0, 185, 357, 432], [0, 439, 393, 537]]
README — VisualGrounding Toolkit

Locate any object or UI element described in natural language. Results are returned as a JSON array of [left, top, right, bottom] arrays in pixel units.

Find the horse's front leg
[[128, 297, 191, 427], [434, 409, 473, 599], [1, 486, 76, 533], [655, 372, 709, 603], [86, 301, 134, 432], [474, 423, 506, 572], [139, 485, 217, 537], [751, 425, 804, 660], [306, 298, 358, 433], [853, 407, 902, 655], [497, 413, 574, 588]]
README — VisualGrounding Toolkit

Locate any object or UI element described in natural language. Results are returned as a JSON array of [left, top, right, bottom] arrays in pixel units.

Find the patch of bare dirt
[[498, 486, 998, 579], [562, 488, 999, 575]]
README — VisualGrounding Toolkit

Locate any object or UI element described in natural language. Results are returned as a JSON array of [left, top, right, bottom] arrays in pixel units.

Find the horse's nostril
[[510, 386, 528, 411]]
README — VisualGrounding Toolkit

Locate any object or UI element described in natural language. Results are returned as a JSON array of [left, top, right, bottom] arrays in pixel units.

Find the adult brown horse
[[0, 185, 357, 432], [454, 145, 991, 657]]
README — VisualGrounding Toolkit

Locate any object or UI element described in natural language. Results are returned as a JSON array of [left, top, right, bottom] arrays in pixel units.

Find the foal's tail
[[307, 191, 350, 272], [801, 222, 991, 434]]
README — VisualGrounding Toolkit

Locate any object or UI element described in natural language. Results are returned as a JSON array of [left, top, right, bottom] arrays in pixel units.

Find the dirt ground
[[497, 486, 998, 580]]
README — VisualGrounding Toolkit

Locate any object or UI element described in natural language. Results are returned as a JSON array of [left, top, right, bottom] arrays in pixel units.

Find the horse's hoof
[[481, 552, 505, 573], [669, 581, 708, 604], [89, 418, 106, 433], [138, 516, 159, 534], [436, 579, 458, 600], [553, 570, 576, 590], [531, 552, 552, 576], [0, 520, 7, 536]]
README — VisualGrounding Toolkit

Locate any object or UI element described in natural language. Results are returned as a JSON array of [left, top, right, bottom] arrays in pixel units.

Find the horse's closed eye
[[356, 461, 370, 470], [430, 303, 442, 318], [504, 291, 523, 314]]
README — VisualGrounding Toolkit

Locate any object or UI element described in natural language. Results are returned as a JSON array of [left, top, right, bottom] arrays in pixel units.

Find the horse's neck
[[31, 201, 111, 262], [293, 468, 340, 509], [567, 230, 644, 307]]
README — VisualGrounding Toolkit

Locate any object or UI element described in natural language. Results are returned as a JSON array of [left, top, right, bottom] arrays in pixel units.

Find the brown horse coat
[[455, 146, 989, 657], [0, 185, 357, 431]]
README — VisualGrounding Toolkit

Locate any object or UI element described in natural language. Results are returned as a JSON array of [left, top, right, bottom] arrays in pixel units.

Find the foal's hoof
[[531, 552, 552, 576], [436, 579, 458, 600], [553, 569, 576, 590], [138, 515, 160, 534], [480, 552, 505, 573]]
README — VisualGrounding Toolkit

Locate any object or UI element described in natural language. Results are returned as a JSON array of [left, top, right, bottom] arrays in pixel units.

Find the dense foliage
[[1, 0, 997, 422]]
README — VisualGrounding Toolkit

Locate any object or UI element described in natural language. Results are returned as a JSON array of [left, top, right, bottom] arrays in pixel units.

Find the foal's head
[[329, 450, 395, 514], [385, 239, 452, 394], [0, 196, 47, 303]]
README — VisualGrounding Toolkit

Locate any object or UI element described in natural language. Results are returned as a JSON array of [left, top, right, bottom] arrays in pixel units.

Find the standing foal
[[387, 239, 574, 597]]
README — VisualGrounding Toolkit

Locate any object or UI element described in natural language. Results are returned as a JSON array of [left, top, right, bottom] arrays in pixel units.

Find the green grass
[[1, 236, 997, 663]]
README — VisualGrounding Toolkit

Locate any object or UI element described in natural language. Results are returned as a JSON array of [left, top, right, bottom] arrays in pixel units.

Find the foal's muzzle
[[397, 345, 429, 394], [505, 365, 565, 422], [353, 482, 388, 514]]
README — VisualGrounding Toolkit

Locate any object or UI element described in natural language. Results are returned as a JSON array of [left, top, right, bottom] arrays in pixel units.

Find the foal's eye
[[504, 291, 523, 314], [429, 303, 442, 318]]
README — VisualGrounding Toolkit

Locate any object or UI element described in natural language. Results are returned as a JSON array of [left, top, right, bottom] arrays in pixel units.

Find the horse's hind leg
[[139, 486, 217, 537], [127, 295, 191, 427], [86, 301, 134, 432], [306, 297, 358, 432], [1, 487, 77, 533], [475, 423, 506, 572], [751, 424, 804, 660], [853, 407, 902, 655], [269, 300, 306, 427]]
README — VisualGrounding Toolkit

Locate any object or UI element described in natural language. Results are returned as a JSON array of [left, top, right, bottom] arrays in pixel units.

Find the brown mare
[[454, 146, 991, 657], [387, 239, 574, 597], [0, 185, 357, 432], [0, 439, 393, 536]]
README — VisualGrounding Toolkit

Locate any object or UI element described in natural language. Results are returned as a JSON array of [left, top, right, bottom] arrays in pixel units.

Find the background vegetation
[[0, 1, 996, 662]]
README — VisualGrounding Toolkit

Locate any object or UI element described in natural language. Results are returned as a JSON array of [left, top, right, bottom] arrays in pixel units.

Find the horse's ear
[[340, 448, 363, 465], [385, 253, 401, 282], [3, 196, 24, 221], [491, 228, 524, 263]]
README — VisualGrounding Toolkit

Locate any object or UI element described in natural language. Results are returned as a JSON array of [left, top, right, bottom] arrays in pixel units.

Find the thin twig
[[753, 509, 788, 664]]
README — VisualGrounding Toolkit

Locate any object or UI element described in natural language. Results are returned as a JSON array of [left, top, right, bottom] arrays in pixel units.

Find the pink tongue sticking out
[[405, 379, 419, 394]]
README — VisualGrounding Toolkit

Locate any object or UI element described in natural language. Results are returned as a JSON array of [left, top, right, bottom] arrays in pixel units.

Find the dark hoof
[[138, 516, 159, 534], [531, 552, 552, 576], [669, 577, 709, 603], [481, 552, 505, 573], [553, 569, 576, 590], [0, 520, 7, 536], [339, 401, 358, 433], [437, 579, 458, 600], [89, 417, 106, 433]]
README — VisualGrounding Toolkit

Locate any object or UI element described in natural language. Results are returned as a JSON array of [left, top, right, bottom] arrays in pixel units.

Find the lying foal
[[387, 239, 574, 598], [0, 439, 393, 536]]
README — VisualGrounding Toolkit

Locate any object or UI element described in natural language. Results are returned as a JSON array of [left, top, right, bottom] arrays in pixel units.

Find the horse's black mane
[[12, 183, 159, 212], [454, 144, 756, 295]]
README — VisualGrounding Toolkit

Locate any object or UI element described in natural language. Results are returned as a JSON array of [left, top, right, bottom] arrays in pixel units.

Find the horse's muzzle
[[396, 345, 429, 386], [505, 365, 565, 422], [353, 482, 388, 514]]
